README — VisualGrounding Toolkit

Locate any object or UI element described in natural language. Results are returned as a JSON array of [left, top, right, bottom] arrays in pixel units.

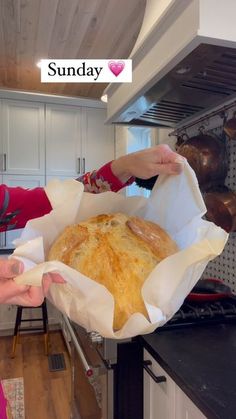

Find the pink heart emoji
[[108, 60, 125, 77]]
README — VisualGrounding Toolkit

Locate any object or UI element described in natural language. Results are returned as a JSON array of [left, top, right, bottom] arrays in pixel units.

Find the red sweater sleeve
[[0, 185, 52, 232], [78, 161, 134, 193], [0, 162, 134, 231]]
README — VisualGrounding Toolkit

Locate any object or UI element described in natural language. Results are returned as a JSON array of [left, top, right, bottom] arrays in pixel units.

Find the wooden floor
[[0, 331, 71, 419]]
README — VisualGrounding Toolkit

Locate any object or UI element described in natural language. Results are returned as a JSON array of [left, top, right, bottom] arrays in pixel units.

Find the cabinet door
[[143, 350, 175, 419], [2, 100, 45, 175], [81, 107, 114, 173], [0, 299, 17, 331], [175, 386, 207, 419], [46, 104, 81, 177], [0, 175, 45, 249]]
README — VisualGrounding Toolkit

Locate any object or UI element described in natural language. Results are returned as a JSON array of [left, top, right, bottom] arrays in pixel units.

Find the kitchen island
[[140, 322, 236, 419]]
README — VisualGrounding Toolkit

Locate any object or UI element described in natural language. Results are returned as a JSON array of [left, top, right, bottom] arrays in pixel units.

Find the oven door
[[64, 316, 113, 419]]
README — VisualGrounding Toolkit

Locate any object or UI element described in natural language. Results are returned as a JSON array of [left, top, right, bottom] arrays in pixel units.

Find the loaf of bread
[[48, 213, 178, 330]]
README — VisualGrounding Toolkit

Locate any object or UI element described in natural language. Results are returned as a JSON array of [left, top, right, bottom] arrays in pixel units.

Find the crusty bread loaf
[[48, 213, 178, 330]]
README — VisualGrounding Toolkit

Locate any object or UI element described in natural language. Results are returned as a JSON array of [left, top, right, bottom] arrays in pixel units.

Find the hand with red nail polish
[[0, 258, 66, 306]]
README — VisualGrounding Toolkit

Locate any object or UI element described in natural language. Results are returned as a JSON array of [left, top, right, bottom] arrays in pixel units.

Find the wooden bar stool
[[11, 299, 49, 358]]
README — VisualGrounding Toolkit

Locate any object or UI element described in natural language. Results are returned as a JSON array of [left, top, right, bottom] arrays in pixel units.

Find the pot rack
[[167, 99, 236, 294], [169, 99, 236, 137]]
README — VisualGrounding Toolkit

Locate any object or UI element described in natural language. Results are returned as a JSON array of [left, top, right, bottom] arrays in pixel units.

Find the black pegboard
[[201, 126, 236, 292]]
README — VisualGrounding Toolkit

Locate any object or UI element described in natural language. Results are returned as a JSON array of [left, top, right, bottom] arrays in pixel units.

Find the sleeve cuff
[[97, 161, 134, 192]]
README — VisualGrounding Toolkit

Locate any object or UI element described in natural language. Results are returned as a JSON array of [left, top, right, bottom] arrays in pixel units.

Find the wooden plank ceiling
[[0, 0, 146, 99]]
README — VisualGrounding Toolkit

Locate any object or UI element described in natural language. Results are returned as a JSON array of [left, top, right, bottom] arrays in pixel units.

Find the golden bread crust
[[127, 216, 178, 259], [48, 213, 178, 330]]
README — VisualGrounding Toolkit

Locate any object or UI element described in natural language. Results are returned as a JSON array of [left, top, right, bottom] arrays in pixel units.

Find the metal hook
[[198, 125, 206, 134], [219, 110, 228, 126]]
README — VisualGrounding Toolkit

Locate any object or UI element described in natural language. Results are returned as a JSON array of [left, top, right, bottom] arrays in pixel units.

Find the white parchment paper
[[13, 161, 228, 338]]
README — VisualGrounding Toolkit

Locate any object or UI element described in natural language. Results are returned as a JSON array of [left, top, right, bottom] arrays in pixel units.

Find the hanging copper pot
[[204, 186, 236, 232], [177, 130, 228, 191]]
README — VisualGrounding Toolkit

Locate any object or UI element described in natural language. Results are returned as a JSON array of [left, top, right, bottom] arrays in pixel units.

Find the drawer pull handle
[[77, 157, 81, 174], [3, 154, 6, 171], [0, 154, 6, 171], [143, 360, 166, 383]]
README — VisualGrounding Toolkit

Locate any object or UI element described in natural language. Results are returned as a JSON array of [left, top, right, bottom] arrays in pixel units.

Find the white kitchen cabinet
[[0, 175, 45, 249], [0, 296, 62, 332], [45, 104, 82, 178], [81, 107, 115, 173], [1, 100, 45, 175], [175, 386, 207, 419], [45, 104, 115, 180], [144, 350, 175, 419], [144, 350, 207, 419], [0, 95, 115, 252], [0, 304, 18, 332]]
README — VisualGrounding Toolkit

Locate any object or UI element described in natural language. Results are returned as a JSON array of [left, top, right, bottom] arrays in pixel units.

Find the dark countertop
[[0, 249, 14, 255], [140, 321, 236, 419]]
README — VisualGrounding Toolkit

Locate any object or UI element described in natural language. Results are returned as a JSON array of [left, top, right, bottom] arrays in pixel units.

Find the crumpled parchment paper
[[13, 161, 228, 338]]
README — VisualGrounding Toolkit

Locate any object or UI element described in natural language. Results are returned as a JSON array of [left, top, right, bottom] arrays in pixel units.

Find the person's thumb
[[0, 258, 24, 278]]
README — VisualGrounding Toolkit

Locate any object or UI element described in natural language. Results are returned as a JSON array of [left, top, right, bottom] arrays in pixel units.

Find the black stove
[[160, 297, 236, 330]]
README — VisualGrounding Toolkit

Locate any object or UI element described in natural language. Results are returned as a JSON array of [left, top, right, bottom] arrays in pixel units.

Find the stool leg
[[11, 306, 22, 358], [42, 300, 49, 355]]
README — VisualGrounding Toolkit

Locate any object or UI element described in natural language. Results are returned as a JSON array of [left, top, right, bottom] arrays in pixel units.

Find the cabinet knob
[[143, 360, 166, 383]]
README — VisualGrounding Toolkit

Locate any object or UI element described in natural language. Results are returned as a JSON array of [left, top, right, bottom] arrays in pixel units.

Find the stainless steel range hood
[[105, 0, 236, 128]]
